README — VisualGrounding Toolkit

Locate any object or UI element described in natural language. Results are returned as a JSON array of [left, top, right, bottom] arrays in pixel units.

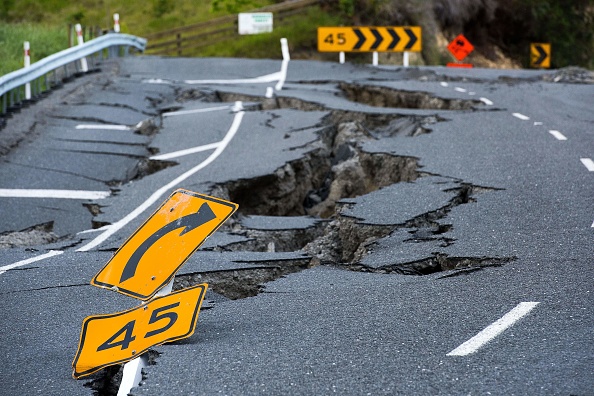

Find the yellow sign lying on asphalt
[[92, 189, 238, 300], [530, 43, 551, 68], [318, 26, 421, 52], [72, 283, 207, 379]]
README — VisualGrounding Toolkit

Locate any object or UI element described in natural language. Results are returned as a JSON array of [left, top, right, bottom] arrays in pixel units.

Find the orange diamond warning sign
[[447, 34, 474, 61]]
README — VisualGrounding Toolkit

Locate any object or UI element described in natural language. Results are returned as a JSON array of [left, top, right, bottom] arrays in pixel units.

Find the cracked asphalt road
[[0, 56, 592, 395]]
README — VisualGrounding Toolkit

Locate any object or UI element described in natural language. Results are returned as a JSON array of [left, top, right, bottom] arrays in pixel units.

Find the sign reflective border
[[447, 34, 474, 61], [92, 189, 238, 300], [72, 283, 207, 379], [530, 43, 551, 68], [318, 26, 421, 52]]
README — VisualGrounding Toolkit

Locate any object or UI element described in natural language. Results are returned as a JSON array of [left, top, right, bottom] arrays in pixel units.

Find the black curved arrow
[[387, 28, 400, 50], [533, 45, 547, 66], [119, 203, 217, 283], [370, 28, 383, 50], [353, 28, 366, 50], [404, 28, 417, 50]]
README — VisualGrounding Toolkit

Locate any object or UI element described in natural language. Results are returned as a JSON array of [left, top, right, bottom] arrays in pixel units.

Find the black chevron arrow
[[387, 28, 400, 50], [370, 28, 383, 50], [119, 202, 217, 283], [404, 28, 418, 50], [353, 28, 366, 50], [533, 44, 547, 66]]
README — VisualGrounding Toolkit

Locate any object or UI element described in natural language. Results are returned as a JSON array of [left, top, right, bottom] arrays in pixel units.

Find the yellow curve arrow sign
[[92, 189, 238, 300]]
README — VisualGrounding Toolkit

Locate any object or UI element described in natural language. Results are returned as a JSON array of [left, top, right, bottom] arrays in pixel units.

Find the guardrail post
[[177, 33, 182, 56], [75, 24, 89, 72], [24, 42, 31, 100], [114, 13, 120, 33]]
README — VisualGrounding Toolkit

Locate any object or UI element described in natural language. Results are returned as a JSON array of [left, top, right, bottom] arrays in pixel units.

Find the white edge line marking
[[454, 87, 467, 92], [512, 112, 530, 120], [76, 124, 130, 131], [446, 302, 540, 356], [591, 219, 594, 228], [150, 142, 220, 161], [479, 97, 493, 105], [548, 130, 567, 141], [580, 158, 594, 172], [0, 189, 110, 200], [77, 225, 112, 234], [184, 72, 281, 85], [76, 106, 245, 252], [0, 250, 63, 275], [162, 105, 231, 117], [275, 38, 290, 91]]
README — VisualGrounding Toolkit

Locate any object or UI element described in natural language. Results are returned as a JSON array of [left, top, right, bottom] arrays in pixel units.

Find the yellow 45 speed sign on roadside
[[72, 283, 208, 378]]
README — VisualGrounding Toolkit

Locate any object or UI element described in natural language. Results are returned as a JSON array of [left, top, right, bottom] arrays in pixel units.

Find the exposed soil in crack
[[0, 222, 59, 249], [83, 350, 160, 396], [347, 255, 516, 276], [173, 258, 313, 300], [338, 82, 482, 110]]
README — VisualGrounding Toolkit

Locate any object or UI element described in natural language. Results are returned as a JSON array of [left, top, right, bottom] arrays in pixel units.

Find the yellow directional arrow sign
[[72, 283, 208, 378], [92, 189, 238, 300], [530, 43, 551, 68], [318, 26, 422, 53]]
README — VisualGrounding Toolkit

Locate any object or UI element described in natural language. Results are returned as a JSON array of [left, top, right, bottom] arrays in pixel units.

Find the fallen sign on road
[[72, 283, 208, 378], [92, 189, 238, 300], [73, 189, 238, 380], [317, 26, 421, 52]]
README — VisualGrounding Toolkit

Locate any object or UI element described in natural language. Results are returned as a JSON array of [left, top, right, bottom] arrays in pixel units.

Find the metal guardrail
[[145, 0, 319, 56], [0, 33, 147, 115]]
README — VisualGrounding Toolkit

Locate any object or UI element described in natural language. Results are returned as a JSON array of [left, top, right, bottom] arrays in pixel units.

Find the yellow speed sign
[[72, 283, 207, 378], [318, 26, 421, 52]]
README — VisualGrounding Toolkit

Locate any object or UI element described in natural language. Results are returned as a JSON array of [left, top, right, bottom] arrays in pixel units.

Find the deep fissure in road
[[203, 88, 506, 284]]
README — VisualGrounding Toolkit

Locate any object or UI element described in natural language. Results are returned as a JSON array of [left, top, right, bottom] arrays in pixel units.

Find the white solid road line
[[275, 38, 290, 91], [0, 250, 63, 275], [150, 142, 220, 161], [548, 130, 567, 141], [76, 124, 131, 130], [479, 97, 494, 105], [0, 189, 110, 200], [512, 113, 530, 120], [162, 105, 231, 117], [184, 71, 282, 85], [76, 106, 245, 252], [580, 158, 594, 172], [447, 302, 540, 356]]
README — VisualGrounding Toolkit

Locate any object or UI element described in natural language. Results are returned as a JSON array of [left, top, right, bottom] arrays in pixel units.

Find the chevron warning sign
[[318, 26, 422, 52], [530, 43, 551, 68]]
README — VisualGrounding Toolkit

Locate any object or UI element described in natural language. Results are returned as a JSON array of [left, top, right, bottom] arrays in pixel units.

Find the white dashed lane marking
[[548, 130, 567, 141], [580, 158, 594, 172], [447, 302, 540, 356], [512, 113, 530, 120]]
